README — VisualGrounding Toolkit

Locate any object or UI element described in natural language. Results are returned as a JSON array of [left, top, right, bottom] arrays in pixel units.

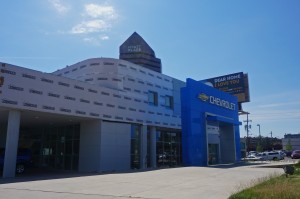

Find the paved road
[[0, 162, 291, 199]]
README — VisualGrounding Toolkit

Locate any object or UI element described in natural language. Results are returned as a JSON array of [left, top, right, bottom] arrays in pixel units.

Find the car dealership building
[[0, 32, 241, 178]]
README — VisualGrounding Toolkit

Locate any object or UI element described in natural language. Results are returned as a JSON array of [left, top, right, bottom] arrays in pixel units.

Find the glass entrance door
[[208, 144, 219, 165]]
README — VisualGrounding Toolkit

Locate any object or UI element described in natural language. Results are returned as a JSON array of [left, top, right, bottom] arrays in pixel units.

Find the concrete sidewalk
[[0, 163, 285, 199]]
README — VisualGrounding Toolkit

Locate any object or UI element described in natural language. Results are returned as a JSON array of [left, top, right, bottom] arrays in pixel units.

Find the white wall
[[0, 59, 181, 129], [0, 59, 183, 173], [100, 121, 131, 172], [79, 120, 102, 172]]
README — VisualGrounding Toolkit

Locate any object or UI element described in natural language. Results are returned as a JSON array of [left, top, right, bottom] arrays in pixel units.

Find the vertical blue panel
[[235, 125, 241, 161]]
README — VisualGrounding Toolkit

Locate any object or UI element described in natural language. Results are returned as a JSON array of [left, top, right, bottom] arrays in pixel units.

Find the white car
[[244, 154, 264, 161], [256, 151, 284, 161]]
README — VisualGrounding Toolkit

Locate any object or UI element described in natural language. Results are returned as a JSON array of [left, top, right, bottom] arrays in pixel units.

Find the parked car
[[256, 151, 284, 161], [254, 153, 265, 160], [284, 151, 292, 157], [282, 150, 292, 157], [279, 151, 286, 158], [246, 151, 258, 157], [0, 148, 33, 174], [291, 150, 300, 159], [244, 154, 264, 161]]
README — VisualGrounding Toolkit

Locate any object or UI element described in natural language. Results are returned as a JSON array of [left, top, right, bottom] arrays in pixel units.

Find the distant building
[[119, 32, 162, 73], [282, 134, 300, 151]]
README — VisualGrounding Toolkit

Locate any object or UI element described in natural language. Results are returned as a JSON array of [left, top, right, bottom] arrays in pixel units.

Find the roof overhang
[[206, 115, 242, 126]]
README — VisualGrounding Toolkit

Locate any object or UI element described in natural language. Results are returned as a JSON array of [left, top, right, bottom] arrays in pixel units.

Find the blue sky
[[1, 0, 300, 138]]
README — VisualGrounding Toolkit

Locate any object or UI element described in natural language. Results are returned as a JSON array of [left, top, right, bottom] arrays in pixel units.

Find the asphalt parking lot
[[0, 161, 297, 199]]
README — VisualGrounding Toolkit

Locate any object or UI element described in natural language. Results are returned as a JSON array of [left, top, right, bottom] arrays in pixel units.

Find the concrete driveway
[[0, 162, 287, 199]]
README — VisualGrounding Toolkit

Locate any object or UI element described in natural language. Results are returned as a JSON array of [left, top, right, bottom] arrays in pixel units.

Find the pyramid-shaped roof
[[119, 32, 155, 56], [119, 32, 162, 73]]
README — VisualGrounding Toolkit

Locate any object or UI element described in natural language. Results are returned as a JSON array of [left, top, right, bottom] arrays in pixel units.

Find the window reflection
[[156, 129, 181, 167], [18, 125, 80, 171]]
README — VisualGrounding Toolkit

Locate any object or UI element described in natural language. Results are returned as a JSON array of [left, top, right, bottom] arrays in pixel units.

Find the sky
[[1, 0, 300, 139]]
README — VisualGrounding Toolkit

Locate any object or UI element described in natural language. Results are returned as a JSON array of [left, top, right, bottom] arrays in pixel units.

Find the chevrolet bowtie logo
[[198, 93, 209, 101]]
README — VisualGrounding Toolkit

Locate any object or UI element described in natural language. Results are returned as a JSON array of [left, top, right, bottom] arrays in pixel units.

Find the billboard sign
[[202, 72, 250, 103]]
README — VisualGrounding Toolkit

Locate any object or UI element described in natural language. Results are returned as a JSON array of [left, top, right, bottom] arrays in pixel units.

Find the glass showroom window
[[131, 125, 141, 169], [156, 130, 182, 167], [165, 95, 174, 109], [148, 91, 158, 106]]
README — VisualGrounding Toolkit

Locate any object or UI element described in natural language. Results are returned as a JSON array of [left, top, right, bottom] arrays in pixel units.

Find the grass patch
[[230, 166, 300, 199], [295, 161, 300, 168]]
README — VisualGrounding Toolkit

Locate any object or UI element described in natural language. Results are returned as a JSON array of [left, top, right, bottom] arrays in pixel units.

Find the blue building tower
[[181, 78, 241, 166]]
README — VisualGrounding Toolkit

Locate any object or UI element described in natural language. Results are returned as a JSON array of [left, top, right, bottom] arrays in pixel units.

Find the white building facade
[[0, 57, 185, 177]]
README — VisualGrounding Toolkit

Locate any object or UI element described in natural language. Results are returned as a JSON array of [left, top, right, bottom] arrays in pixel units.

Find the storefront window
[[18, 125, 80, 171], [130, 125, 141, 169], [156, 129, 181, 167]]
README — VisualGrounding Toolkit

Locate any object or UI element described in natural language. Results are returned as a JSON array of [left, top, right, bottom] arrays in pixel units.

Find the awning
[[206, 115, 242, 126]]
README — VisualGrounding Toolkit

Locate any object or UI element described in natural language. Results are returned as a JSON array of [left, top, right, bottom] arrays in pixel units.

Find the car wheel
[[273, 157, 278, 161], [16, 164, 25, 174]]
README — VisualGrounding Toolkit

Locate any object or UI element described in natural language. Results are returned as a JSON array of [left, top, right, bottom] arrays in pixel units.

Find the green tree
[[285, 139, 292, 151], [256, 144, 263, 152]]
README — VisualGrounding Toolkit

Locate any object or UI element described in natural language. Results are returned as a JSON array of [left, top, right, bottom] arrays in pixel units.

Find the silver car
[[257, 151, 284, 161]]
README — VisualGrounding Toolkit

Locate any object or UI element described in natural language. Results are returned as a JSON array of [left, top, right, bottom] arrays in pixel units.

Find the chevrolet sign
[[198, 93, 236, 111], [198, 93, 209, 101]]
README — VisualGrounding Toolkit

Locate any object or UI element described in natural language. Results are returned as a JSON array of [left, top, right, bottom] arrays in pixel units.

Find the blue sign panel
[[181, 78, 241, 166]]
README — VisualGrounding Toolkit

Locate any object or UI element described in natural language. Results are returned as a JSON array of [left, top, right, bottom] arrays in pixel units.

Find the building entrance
[[208, 144, 219, 165]]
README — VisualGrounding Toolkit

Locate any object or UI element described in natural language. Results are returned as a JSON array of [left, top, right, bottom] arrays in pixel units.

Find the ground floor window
[[18, 125, 80, 171], [156, 129, 182, 167], [130, 125, 141, 169]]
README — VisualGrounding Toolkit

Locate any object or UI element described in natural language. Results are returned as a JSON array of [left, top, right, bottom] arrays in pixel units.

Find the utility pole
[[270, 131, 273, 151], [243, 112, 251, 153]]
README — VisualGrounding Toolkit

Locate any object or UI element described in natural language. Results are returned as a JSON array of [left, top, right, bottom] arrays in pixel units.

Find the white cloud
[[252, 110, 300, 121], [69, 3, 117, 35], [258, 101, 300, 108], [83, 37, 95, 43], [71, 20, 110, 34], [101, 35, 109, 40], [48, 0, 70, 14], [48, 2, 118, 42], [83, 35, 110, 45], [241, 90, 300, 122], [84, 4, 117, 19]]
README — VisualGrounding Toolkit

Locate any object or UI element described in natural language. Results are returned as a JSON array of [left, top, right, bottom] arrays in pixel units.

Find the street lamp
[[256, 124, 262, 152]]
